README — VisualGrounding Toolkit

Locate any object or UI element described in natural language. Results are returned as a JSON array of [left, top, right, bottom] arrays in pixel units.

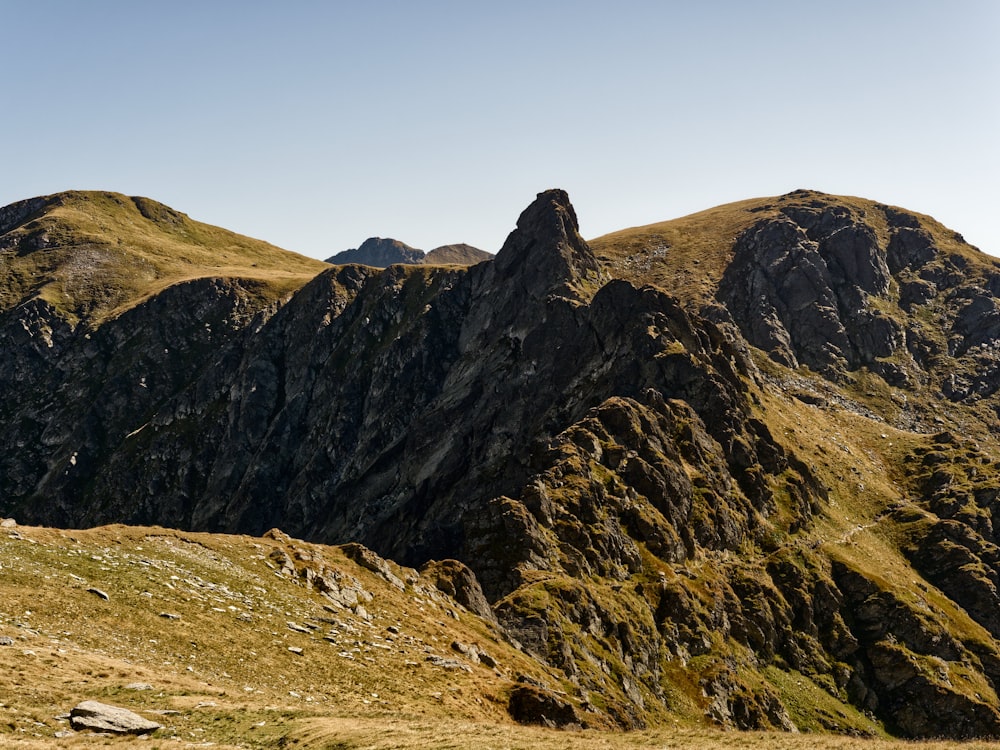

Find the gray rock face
[[718, 206, 898, 374], [69, 700, 161, 735], [0, 275, 279, 525], [717, 197, 1000, 406]]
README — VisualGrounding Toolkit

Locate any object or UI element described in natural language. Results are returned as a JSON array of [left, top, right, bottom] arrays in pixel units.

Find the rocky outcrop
[[421, 559, 497, 623], [832, 559, 1000, 738], [508, 683, 582, 728], [718, 205, 900, 375], [718, 193, 1000, 405]]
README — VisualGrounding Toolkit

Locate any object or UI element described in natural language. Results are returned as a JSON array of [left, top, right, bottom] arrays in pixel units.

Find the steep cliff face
[[6, 188, 1000, 736], [716, 193, 1000, 407], [0, 191, 327, 524]]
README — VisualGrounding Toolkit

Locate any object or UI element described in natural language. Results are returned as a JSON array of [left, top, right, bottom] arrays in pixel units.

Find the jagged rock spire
[[492, 189, 604, 301]]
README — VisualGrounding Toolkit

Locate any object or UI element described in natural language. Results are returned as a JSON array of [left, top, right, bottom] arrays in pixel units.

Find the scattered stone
[[86, 587, 110, 601], [0, 518, 16, 528], [123, 683, 153, 691], [288, 646, 304, 655], [386, 625, 400, 634], [286, 621, 310, 633], [54, 730, 73, 738], [451, 640, 480, 663], [263, 528, 292, 544], [70, 700, 162, 735], [426, 654, 472, 672], [341, 542, 406, 590], [0, 636, 14, 646], [158, 612, 181, 620]]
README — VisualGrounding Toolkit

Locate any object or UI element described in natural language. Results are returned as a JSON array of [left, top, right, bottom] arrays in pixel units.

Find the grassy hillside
[[0, 191, 329, 325], [3, 521, 1000, 749], [589, 189, 993, 308]]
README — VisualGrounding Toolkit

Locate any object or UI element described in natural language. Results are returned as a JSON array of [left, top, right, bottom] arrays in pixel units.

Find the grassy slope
[[589, 189, 994, 309], [0, 523, 548, 747], [0, 191, 330, 326], [3, 521, 999, 750]]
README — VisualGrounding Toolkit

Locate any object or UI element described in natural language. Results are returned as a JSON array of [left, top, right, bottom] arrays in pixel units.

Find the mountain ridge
[[4, 187, 1000, 738], [0, 189, 328, 327], [326, 237, 492, 267]]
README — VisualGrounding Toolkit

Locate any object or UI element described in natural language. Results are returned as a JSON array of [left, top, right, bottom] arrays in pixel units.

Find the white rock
[[70, 700, 161, 735]]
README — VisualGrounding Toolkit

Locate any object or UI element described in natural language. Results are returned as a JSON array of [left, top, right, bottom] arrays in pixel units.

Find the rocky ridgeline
[[5, 189, 1000, 736], [326, 236, 491, 267]]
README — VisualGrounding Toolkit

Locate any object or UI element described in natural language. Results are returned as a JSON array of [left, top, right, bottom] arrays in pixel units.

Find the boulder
[[421, 559, 497, 623], [70, 700, 161, 735], [508, 683, 581, 728]]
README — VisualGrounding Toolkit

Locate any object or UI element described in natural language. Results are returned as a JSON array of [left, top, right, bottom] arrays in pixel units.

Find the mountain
[[425, 243, 493, 265], [4, 187, 1000, 738], [0, 190, 327, 325], [325, 237, 425, 266], [325, 237, 491, 267]]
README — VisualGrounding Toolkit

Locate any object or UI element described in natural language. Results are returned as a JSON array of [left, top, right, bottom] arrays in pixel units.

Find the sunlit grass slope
[[0, 190, 329, 325], [589, 189, 992, 308], [3, 522, 1000, 749]]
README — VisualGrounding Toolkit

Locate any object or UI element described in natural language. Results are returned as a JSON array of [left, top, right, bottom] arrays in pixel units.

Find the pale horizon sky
[[3, 1, 998, 259]]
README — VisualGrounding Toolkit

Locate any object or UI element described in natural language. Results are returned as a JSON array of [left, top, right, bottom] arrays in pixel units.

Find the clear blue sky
[[2, 1, 997, 259]]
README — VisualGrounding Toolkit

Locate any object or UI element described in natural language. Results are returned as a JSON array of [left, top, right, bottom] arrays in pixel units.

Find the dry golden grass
[[0, 190, 329, 325], [292, 717, 1000, 750], [2, 522, 999, 749], [0, 523, 555, 747], [588, 188, 997, 309]]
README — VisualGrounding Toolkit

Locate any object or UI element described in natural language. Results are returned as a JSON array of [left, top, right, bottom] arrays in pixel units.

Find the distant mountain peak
[[325, 237, 490, 267]]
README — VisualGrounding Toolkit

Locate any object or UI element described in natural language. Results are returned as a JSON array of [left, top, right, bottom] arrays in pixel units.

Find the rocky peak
[[326, 237, 491, 268], [492, 189, 605, 302], [424, 243, 493, 265], [326, 237, 425, 267]]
